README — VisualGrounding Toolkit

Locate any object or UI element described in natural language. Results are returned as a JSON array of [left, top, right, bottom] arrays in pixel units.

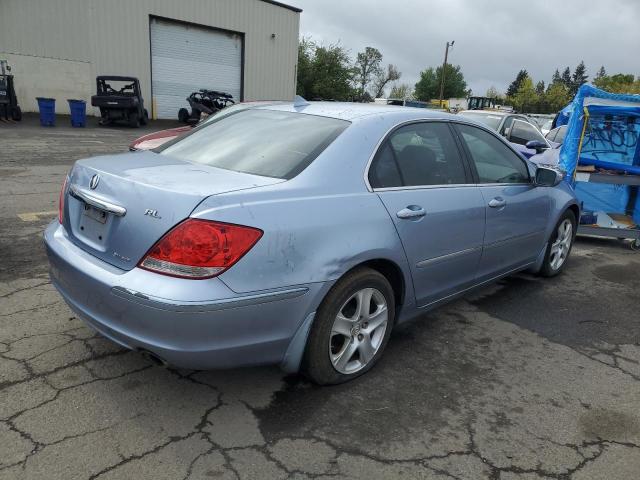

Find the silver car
[[45, 102, 579, 384]]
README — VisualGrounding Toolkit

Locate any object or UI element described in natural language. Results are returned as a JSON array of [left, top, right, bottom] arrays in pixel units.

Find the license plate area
[[76, 203, 110, 250], [83, 204, 108, 224]]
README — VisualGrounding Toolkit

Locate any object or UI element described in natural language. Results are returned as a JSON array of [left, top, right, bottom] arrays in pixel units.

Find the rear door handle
[[396, 205, 426, 219], [488, 197, 506, 209]]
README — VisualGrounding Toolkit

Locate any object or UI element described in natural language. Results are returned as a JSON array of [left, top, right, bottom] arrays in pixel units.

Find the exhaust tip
[[138, 349, 168, 367]]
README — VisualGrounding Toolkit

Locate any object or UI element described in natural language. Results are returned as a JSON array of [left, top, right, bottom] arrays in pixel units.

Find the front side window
[[457, 111, 503, 131], [554, 126, 567, 144], [456, 124, 530, 184], [158, 109, 349, 179], [369, 122, 468, 188], [509, 120, 547, 146]]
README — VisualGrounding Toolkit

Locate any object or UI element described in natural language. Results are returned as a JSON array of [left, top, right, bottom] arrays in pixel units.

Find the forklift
[[0, 60, 22, 121]]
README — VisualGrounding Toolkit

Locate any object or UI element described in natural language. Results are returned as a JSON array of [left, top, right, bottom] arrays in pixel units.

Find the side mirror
[[526, 140, 548, 153], [503, 127, 511, 140], [535, 166, 564, 187]]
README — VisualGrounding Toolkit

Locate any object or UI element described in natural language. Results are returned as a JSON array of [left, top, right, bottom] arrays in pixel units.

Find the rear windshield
[[457, 111, 503, 130], [157, 109, 350, 179]]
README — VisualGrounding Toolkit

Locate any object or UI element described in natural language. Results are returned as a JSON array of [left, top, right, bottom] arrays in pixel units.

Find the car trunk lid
[[63, 151, 283, 270]]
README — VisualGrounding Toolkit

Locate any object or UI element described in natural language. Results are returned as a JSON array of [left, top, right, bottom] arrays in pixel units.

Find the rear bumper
[[44, 221, 327, 370]]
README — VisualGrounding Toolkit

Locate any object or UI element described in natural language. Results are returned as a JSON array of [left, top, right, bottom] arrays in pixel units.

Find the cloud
[[291, 0, 640, 96]]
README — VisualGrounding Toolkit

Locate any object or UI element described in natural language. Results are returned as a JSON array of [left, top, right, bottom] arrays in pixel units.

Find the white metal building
[[0, 0, 301, 118]]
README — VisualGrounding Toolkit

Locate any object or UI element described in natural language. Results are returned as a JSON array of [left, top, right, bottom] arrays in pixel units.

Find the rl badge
[[144, 209, 161, 219]]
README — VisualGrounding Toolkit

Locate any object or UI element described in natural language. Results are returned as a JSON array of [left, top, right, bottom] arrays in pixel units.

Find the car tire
[[303, 267, 395, 385], [178, 108, 189, 123], [10, 105, 22, 121], [129, 111, 140, 128], [141, 109, 148, 126], [539, 210, 576, 277]]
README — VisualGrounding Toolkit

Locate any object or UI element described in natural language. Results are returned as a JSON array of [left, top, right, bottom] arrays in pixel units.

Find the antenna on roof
[[293, 95, 310, 107]]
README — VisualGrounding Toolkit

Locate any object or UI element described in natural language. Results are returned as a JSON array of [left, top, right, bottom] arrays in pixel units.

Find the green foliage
[[543, 82, 572, 112], [561, 67, 572, 88], [511, 76, 538, 111], [593, 73, 640, 94], [414, 64, 468, 102], [353, 47, 383, 98], [570, 60, 588, 96], [373, 64, 401, 98], [535, 80, 545, 95], [389, 83, 413, 100], [296, 38, 354, 101], [506, 69, 528, 98], [485, 85, 502, 98]]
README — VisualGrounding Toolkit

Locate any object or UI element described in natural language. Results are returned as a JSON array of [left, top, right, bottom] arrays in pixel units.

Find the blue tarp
[[558, 84, 640, 178], [555, 103, 573, 127]]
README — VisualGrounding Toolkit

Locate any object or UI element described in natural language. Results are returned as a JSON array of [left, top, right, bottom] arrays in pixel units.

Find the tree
[[353, 47, 383, 99], [296, 37, 315, 98], [373, 64, 401, 98], [414, 64, 468, 102], [594, 66, 607, 83], [561, 67, 572, 88], [570, 61, 588, 95], [486, 86, 499, 98], [535, 80, 545, 95], [512, 76, 538, 112], [551, 69, 562, 85], [544, 82, 571, 112], [296, 37, 354, 101], [389, 83, 413, 100], [593, 73, 640, 94], [506, 69, 528, 98], [414, 67, 437, 101]]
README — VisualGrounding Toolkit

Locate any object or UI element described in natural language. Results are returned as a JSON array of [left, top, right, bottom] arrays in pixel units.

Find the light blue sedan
[[45, 102, 579, 384]]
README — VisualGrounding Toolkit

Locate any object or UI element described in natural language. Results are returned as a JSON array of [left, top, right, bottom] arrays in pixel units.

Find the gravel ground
[[1, 114, 639, 480]]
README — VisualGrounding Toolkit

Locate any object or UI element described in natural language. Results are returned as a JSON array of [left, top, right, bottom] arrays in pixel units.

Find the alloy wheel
[[549, 219, 573, 270], [329, 287, 388, 374]]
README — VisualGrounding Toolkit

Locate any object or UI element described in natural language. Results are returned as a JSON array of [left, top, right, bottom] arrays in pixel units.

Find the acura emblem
[[90, 174, 100, 190]]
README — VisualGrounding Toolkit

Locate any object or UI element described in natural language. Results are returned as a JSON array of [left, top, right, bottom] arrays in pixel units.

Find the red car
[[129, 125, 190, 151], [128, 101, 282, 151]]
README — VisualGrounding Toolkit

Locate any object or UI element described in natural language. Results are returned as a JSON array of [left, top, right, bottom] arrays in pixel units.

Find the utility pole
[[438, 40, 454, 108]]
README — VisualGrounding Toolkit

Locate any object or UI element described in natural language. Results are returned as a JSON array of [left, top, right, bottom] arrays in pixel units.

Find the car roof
[[458, 110, 510, 117], [256, 101, 459, 122]]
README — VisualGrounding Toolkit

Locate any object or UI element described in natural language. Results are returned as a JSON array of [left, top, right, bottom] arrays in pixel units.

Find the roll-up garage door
[[150, 18, 242, 120]]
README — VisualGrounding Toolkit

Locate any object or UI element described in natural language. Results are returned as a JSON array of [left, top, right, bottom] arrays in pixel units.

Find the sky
[[289, 0, 640, 97]]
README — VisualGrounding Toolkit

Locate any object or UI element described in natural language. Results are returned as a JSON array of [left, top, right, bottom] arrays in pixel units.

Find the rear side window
[[509, 120, 546, 146], [456, 124, 530, 184], [369, 122, 468, 188], [158, 110, 349, 179]]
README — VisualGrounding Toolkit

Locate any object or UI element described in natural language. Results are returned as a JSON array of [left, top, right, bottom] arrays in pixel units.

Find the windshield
[[457, 111, 503, 130], [158, 109, 350, 179]]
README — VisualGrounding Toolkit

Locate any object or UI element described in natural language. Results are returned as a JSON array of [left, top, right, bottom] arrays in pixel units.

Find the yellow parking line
[[17, 210, 58, 222]]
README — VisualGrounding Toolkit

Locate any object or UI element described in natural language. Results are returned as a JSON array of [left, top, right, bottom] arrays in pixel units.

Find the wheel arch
[[279, 256, 411, 374], [566, 203, 580, 229], [356, 258, 406, 309]]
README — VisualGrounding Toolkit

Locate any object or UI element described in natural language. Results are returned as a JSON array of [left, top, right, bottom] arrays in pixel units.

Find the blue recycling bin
[[67, 99, 87, 127], [36, 97, 56, 126]]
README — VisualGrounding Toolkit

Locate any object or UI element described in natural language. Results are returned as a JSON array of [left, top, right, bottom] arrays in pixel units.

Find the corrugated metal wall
[[0, 0, 300, 114]]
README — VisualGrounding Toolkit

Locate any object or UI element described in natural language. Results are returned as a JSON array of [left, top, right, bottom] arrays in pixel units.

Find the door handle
[[488, 197, 506, 209], [69, 184, 127, 217], [396, 205, 426, 219]]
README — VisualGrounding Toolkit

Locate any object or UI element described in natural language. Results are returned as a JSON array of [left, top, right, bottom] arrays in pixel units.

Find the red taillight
[[58, 176, 68, 223], [138, 219, 263, 279]]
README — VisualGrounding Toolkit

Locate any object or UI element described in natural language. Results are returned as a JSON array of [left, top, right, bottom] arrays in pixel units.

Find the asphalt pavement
[[1, 114, 639, 480]]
